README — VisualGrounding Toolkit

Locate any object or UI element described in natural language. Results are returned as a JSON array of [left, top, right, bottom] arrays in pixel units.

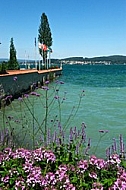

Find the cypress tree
[[38, 13, 53, 67], [8, 38, 19, 70]]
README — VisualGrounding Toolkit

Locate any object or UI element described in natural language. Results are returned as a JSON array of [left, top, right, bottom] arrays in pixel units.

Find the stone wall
[[0, 69, 62, 97]]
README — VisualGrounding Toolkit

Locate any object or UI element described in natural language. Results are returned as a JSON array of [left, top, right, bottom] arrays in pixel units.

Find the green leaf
[[121, 160, 126, 169], [9, 178, 15, 185], [71, 176, 78, 183]]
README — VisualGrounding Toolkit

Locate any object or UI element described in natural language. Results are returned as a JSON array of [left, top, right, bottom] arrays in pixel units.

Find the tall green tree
[[8, 38, 19, 70], [38, 13, 53, 66]]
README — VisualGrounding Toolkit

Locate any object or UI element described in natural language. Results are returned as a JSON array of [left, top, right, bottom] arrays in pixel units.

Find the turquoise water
[[0, 64, 126, 158], [59, 64, 126, 156]]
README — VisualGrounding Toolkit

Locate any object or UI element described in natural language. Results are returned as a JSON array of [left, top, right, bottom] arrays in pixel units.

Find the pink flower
[[1, 176, 9, 183], [109, 154, 121, 165], [113, 178, 126, 189], [43, 150, 56, 163], [15, 177, 25, 190], [96, 158, 105, 169], [89, 172, 97, 179], [89, 155, 98, 165], [92, 182, 103, 190], [78, 159, 88, 173]]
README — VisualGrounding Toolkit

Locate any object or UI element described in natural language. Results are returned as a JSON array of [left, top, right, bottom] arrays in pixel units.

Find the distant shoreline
[[0, 55, 126, 65]]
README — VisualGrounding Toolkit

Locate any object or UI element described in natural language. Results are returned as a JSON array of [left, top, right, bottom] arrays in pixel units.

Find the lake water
[[0, 64, 126, 158]]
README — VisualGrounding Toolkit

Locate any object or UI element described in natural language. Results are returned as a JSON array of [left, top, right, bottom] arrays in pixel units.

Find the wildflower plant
[[0, 147, 126, 189], [0, 77, 86, 152], [1, 76, 126, 189]]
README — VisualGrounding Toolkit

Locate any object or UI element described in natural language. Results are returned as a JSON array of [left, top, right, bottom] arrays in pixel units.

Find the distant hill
[[60, 55, 126, 64], [86, 55, 126, 63], [1, 55, 126, 65]]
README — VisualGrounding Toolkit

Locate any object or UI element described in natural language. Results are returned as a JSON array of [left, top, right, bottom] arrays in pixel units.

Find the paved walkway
[[0, 68, 62, 76]]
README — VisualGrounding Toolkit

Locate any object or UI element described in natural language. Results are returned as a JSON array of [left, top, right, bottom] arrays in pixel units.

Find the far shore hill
[[58, 55, 126, 65], [0, 55, 126, 65]]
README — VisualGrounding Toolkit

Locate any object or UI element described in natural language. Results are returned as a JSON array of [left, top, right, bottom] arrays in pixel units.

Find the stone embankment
[[0, 68, 62, 107]]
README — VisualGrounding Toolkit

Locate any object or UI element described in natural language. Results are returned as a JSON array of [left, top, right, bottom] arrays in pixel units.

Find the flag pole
[[46, 48, 48, 69], [49, 50, 51, 68], [34, 38, 37, 69]]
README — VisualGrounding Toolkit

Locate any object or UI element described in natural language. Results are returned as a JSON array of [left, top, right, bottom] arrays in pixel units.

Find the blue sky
[[0, 0, 126, 60]]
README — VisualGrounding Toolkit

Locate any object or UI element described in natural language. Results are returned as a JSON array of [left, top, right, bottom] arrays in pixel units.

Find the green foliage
[[0, 147, 125, 189], [0, 61, 8, 74], [8, 38, 19, 70], [38, 13, 53, 64], [120, 160, 126, 169]]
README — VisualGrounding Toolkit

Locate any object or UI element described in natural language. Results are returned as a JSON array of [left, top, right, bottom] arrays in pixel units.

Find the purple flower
[[18, 97, 23, 101], [45, 172, 56, 186], [95, 158, 105, 169], [113, 138, 117, 152], [15, 177, 25, 190], [106, 147, 111, 159], [5, 95, 12, 100], [12, 148, 31, 159], [92, 182, 103, 189], [43, 150, 56, 163], [54, 95, 59, 99], [30, 91, 36, 95], [0, 152, 4, 164], [30, 92, 40, 96], [109, 154, 121, 165], [113, 178, 126, 189], [120, 134, 124, 154], [69, 127, 73, 142], [45, 80, 49, 84], [89, 171, 97, 179], [26, 166, 43, 187], [81, 123, 86, 141], [78, 160, 88, 173], [1, 176, 10, 183], [89, 155, 98, 165], [85, 138, 91, 155], [13, 76, 17, 81], [36, 93, 40, 97], [24, 94, 29, 98], [42, 86, 49, 90]]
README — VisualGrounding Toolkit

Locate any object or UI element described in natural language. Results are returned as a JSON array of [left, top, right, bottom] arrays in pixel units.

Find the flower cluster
[[0, 146, 126, 189], [0, 147, 57, 189]]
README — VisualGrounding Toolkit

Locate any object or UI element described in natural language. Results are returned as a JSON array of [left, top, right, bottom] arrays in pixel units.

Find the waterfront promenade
[[0, 68, 62, 100], [0, 68, 62, 76]]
